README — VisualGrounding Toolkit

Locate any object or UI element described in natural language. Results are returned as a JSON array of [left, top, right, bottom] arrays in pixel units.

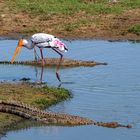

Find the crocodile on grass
[[0, 100, 132, 128], [0, 58, 108, 67]]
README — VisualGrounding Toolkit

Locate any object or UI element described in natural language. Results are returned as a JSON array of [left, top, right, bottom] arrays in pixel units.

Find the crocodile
[[0, 58, 108, 67], [0, 100, 132, 128]]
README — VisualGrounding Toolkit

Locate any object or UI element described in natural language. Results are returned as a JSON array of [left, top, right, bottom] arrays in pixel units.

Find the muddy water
[[0, 39, 140, 140]]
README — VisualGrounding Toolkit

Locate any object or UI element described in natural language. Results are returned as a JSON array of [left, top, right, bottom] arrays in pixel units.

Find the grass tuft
[[0, 82, 71, 108], [128, 24, 140, 35]]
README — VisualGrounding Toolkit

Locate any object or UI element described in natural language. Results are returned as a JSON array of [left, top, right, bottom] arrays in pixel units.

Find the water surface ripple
[[0, 39, 140, 140]]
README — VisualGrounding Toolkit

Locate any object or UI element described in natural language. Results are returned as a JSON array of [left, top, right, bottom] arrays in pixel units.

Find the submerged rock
[[19, 77, 31, 81]]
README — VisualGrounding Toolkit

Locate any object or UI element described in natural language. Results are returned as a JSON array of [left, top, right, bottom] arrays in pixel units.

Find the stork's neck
[[24, 41, 34, 50]]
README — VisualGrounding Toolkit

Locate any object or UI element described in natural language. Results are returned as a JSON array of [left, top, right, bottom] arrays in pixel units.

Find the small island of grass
[[0, 82, 71, 130]]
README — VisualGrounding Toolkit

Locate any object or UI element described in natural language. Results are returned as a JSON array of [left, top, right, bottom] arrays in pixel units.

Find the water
[[0, 39, 140, 140]]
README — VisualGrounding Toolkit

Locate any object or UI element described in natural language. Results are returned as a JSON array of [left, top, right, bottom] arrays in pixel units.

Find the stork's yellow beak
[[11, 39, 23, 63]]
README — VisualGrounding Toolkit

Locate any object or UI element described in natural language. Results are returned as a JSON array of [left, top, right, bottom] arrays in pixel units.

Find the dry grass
[[0, 0, 140, 39]]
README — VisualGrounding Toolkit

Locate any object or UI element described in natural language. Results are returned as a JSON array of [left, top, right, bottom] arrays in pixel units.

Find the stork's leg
[[39, 48, 45, 67], [52, 48, 63, 82]]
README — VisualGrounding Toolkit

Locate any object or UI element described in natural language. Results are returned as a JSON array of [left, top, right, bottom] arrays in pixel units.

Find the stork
[[11, 33, 68, 82]]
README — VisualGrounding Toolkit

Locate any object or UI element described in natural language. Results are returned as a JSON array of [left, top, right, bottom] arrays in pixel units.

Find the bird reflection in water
[[34, 65, 44, 84], [34, 64, 75, 87]]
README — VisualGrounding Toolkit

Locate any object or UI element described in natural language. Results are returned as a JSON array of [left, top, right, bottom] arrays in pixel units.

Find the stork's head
[[11, 39, 28, 63], [50, 38, 68, 52]]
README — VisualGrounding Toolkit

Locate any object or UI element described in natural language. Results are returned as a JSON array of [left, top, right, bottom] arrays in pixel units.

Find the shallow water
[[0, 39, 140, 140]]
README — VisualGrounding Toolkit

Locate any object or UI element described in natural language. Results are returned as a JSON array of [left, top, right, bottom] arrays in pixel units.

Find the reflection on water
[[0, 39, 140, 140], [34, 66, 44, 83]]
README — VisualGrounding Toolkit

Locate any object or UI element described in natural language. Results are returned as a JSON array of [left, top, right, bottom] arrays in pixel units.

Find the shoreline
[[0, 33, 140, 42], [1, 1, 140, 41]]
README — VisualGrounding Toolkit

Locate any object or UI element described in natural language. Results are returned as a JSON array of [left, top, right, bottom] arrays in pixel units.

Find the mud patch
[[0, 1, 140, 40]]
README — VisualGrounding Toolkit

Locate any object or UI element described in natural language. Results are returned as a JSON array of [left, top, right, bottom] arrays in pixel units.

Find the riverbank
[[0, 82, 71, 130], [0, 0, 140, 40]]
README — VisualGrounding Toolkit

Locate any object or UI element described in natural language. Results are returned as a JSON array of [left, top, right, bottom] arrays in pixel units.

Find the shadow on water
[[0, 120, 48, 140]]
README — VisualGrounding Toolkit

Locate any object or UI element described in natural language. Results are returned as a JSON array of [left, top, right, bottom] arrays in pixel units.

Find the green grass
[[63, 23, 79, 32], [128, 24, 140, 35], [7, 0, 140, 16], [119, 0, 140, 8], [33, 86, 71, 108], [0, 82, 71, 108], [4, 0, 140, 36], [21, 26, 40, 34], [58, 19, 94, 31], [0, 82, 71, 129]]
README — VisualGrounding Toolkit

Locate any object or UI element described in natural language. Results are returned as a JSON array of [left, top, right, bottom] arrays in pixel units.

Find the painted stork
[[11, 33, 68, 82]]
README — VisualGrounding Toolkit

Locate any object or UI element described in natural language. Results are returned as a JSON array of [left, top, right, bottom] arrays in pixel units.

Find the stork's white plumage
[[11, 33, 68, 82], [30, 33, 67, 52]]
